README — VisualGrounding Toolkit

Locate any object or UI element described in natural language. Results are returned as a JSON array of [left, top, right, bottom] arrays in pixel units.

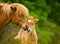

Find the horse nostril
[[26, 26, 31, 32], [22, 25, 31, 32], [27, 28, 30, 32], [26, 25, 29, 29], [22, 26, 26, 31], [22, 25, 29, 31]]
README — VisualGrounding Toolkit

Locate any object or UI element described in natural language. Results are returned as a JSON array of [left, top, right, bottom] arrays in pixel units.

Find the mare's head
[[10, 3, 29, 28], [22, 16, 38, 33]]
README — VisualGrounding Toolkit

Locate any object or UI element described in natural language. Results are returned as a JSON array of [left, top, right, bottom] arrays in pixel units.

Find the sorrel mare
[[0, 3, 29, 32]]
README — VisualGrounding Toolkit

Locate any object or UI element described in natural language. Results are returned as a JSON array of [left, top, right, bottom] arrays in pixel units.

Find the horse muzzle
[[22, 25, 31, 32]]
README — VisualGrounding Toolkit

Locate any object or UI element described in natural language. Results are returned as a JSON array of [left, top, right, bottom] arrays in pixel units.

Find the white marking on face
[[28, 20, 32, 23]]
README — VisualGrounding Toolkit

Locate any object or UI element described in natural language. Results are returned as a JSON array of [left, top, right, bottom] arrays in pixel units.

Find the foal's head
[[22, 16, 38, 33]]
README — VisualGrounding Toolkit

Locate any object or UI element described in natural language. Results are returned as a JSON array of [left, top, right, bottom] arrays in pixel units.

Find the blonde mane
[[0, 3, 29, 18], [10, 3, 29, 16], [0, 3, 11, 17]]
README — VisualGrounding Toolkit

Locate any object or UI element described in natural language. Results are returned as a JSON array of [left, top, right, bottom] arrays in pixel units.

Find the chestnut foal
[[14, 16, 38, 44]]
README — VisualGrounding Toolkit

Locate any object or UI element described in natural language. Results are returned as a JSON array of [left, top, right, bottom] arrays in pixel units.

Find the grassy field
[[0, 20, 60, 44]]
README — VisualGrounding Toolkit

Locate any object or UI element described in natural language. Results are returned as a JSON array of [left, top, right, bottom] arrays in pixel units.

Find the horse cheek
[[12, 15, 19, 24]]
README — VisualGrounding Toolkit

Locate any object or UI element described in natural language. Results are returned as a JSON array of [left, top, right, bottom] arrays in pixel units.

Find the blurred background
[[0, 0, 60, 44]]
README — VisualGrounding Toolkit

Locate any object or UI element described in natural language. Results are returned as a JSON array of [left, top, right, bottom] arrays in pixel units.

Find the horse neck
[[0, 14, 11, 32]]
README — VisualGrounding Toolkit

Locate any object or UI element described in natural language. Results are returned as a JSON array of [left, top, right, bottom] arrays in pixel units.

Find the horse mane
[[10, 3, 29, 16], [0, 3, 29, 17], [0, 3, 11, 18]]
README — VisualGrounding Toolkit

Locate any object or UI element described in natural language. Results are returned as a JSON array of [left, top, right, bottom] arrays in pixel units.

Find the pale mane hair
[[0, 3, 11, 17], [0, 3, 29, 17], [10, 3, 29, 16]]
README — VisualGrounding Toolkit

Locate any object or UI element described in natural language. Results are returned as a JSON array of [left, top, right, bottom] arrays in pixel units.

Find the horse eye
[[32, 23, 33, 25]]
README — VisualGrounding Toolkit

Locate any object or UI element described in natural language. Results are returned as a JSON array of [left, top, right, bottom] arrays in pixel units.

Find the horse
[[0, 3, 29, 32], [14, 16, 38, 44]]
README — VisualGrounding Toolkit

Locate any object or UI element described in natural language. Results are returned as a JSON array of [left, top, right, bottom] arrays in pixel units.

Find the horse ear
[[34, 19, 39, 23], [10, 6, 17, 12]]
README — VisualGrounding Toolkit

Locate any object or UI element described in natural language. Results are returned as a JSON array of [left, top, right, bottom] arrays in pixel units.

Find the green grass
[[0, 21, 60, 44]]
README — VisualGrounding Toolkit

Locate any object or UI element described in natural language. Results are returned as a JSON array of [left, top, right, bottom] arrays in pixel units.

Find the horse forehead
[[28, 20, 32, 23]]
